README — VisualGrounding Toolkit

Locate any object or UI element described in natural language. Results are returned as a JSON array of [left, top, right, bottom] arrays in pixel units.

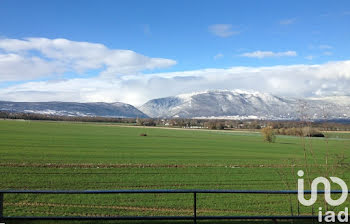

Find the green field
[[1, 120, 350, 223]]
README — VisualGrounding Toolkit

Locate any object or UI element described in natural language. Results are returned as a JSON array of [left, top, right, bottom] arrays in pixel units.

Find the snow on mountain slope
[[0, 101, 148, 118], [139, 90, 350, 120]]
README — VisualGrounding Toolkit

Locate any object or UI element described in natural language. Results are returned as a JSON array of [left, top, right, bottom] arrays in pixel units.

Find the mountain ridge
[[1, 90, 349, 120], [0, 101, 148, 118], [139, 90, 350, 120]]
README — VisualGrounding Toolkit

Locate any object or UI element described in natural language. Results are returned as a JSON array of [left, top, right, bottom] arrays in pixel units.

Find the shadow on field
[[4, 220, 316, 224], [277, 142, 296, 145]]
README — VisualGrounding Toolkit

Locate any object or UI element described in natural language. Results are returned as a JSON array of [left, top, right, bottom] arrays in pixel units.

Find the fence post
[[0, 193, 3, 221], [297, 202, 300, 216], [193, 192, 197, 224]]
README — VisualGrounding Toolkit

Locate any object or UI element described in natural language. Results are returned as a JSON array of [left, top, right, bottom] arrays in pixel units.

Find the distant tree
[[261, 127, 276, 143], [205, 121, 217, 130], [136, 117, 143, 126], [216, 122, 225, 130], [301, 127, 324, 137]]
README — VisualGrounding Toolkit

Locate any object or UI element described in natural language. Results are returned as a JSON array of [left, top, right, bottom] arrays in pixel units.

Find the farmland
[[1, 119, 350, 223]]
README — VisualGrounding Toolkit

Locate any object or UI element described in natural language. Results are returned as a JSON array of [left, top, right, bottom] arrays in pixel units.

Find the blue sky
[[0, 0, 350, 105]]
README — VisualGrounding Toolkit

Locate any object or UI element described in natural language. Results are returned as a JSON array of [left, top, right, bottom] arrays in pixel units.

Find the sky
[[0, 0, 350, 106]]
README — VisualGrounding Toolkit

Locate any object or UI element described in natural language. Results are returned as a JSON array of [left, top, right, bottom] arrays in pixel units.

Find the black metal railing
[[0, 189, 345, 223]]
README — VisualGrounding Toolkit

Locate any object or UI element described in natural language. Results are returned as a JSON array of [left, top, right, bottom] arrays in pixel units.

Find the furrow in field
[[0, 162, 334, 168], [5, 202, 250, 214]]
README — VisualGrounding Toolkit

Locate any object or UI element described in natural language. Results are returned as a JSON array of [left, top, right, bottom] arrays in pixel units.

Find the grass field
[[1, 119, 350, 223]]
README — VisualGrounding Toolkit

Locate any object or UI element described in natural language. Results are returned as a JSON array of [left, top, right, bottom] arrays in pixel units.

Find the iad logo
[[297, 170, 349, 222], [297, 170, 348, 206]]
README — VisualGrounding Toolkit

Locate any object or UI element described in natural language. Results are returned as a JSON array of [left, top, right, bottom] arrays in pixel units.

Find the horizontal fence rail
[[0, 189, 347, 223]]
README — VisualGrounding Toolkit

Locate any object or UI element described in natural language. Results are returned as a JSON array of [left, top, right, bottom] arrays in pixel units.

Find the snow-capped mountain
[[139, 90, 350, 120], [2, 90, 349, 120], [0, 101, 148, 118]]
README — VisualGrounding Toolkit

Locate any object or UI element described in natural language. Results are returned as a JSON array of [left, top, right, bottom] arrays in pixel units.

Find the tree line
[[1, 110, 350, 133]]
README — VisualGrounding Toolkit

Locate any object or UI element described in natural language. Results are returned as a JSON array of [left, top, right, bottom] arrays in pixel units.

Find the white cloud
[[279, 18, 296, 25], [0, 38, 176, 82], [319, 45, 333, 49], [0, 53, 64, 81], [305, 55, 314, 60], [240, 50, 297, 58], [323, 51, 333, 56], [142, 24, 151, 36], [1, 60, 350, 106], [214, 53, 224, 60], [208, 24, 240, 37]]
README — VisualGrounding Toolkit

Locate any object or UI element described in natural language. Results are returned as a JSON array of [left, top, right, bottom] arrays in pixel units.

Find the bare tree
[[261, 127, 276, 143]]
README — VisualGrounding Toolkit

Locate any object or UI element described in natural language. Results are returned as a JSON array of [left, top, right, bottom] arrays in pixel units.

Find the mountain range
[[1, 90, 350, 120], [140, 90, 350, 120], [0, 101, 148, 118]]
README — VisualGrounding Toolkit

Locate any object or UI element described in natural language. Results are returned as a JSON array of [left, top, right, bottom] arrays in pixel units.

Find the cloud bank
[[1, 59, 350, 106], [0, 38, 349, 106], [0, 38, 176, 82]]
